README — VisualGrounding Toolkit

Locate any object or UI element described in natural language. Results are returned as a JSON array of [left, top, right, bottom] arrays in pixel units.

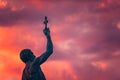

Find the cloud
[[0, 0, 120, 80], [41, 60, 77, 80], [0, 0, 44, 26]]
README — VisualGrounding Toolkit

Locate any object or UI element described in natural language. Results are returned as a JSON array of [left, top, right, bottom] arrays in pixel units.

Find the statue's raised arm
[[35, 16, 53, 65]]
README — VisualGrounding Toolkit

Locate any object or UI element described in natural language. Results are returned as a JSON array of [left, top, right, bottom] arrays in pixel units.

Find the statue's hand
[[43, 28, 50, 37]]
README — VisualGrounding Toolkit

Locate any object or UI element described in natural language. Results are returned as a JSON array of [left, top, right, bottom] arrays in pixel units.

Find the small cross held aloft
[[44, 16, 48, 29]]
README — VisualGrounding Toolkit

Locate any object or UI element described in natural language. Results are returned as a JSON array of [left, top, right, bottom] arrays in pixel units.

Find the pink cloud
[[0, 0, 120, 80]]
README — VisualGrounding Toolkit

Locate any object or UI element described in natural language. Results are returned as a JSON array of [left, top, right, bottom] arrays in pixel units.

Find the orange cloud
[[0, 49, 23, 80], [17, 0, 45, 10], [41, 60, 78, 80], [117, 22, 120, 29], [10, 4, 24, 11], [0, 26, 28, 79], [0, 0, 7, 8]]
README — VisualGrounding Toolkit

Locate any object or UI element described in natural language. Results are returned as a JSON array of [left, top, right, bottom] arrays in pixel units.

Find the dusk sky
[[0, 0, 120, 80]]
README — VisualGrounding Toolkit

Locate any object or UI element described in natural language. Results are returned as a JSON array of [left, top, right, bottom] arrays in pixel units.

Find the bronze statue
[[20, 16, 53, 80]]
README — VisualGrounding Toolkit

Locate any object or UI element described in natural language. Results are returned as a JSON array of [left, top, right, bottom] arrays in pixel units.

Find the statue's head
[[20, 49, 35, 63]]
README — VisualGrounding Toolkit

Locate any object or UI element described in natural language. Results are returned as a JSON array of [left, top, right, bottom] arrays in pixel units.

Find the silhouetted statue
[[20, 16, 53, 80]]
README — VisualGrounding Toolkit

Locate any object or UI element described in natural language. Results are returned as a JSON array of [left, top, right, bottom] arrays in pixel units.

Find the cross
[[44, 16, 48, 29]]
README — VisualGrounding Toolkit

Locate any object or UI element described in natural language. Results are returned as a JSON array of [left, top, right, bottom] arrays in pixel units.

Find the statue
[[20, 16, 53, 80]]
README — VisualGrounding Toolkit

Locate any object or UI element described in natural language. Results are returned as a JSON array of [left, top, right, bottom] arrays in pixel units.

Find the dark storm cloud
[[47, 0, 120, 62], [0, 6, 43, 26], [49, 1, 120, 79], [73, 62, 120, 80]]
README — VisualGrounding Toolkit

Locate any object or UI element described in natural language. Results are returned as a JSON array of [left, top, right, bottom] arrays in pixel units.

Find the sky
[[0, 0, 120, 80]]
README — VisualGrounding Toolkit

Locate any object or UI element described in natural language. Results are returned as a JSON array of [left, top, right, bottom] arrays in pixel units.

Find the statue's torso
[[22, 61, 46, 80]]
